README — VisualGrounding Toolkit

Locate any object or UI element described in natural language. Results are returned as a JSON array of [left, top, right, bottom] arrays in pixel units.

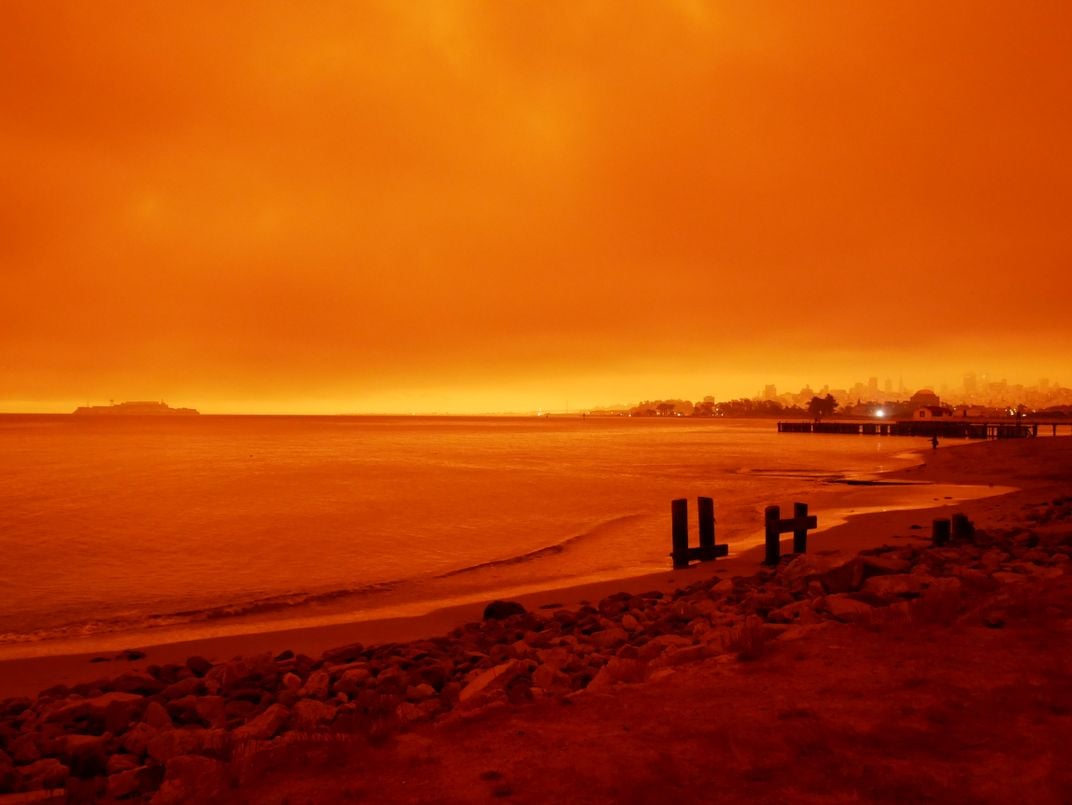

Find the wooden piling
[[698, 496, 715, 559], [793, 502, 809, 554], [933, 518, 951, 546], [951, 512, 973, 541], [671, 498, 689, 569], [764, 505, 781, 565]]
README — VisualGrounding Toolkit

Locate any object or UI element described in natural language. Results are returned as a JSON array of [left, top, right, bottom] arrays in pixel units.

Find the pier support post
[[951, 513, 974, 542], [793, 502, 809, 554], [933, 518, 951, 547], [671, 499, 689, 569], [698, 496, 715, 559], [764, 505, 781, 565]]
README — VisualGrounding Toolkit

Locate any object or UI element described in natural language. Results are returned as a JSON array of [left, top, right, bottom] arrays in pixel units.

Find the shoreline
[[1, 437, 1066, 699]]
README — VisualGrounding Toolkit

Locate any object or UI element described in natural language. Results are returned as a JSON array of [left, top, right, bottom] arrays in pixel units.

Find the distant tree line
[[628, 398, 810, 418]]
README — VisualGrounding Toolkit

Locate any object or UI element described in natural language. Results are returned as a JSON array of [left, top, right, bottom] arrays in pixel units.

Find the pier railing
[[777, 420, 1069, 439]]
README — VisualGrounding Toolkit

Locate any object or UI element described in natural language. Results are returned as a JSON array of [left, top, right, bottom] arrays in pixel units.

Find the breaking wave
[[0, 581, 402, 646], [435, 512, 646, 578]]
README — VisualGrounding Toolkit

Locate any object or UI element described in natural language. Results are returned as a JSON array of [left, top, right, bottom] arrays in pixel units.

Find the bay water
[[0, 415, 926, 658]]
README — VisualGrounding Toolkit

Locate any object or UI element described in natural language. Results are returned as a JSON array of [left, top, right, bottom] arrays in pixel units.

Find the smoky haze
[[2, 2, 1070, 413]]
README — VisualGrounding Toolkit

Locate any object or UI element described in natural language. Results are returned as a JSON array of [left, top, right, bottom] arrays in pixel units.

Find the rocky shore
[[2, 493, 1070, 802]]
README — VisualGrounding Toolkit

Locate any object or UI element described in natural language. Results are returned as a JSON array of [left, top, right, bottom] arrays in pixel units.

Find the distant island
[[72, 401, 200, 416]]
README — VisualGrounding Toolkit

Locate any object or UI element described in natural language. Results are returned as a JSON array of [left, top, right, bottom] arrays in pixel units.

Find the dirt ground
[[236, 577, 1072, 805]]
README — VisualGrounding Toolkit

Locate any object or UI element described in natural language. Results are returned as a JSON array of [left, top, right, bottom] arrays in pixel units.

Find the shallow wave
[[0, 580, 401, 646], [435, 512, 646, 578]]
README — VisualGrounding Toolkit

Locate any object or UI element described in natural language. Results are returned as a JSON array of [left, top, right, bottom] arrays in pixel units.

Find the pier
[[777, 420, 1071, 439]]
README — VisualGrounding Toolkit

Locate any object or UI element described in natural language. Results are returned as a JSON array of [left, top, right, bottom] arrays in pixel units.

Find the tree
[[807, 393, 838, 421]]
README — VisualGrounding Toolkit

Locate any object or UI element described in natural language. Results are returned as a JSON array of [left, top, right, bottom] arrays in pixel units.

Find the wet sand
[[0, 436, 1066, 700]]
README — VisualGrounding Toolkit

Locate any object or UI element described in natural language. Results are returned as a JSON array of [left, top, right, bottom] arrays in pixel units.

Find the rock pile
[[1, 502, 1070, 800]]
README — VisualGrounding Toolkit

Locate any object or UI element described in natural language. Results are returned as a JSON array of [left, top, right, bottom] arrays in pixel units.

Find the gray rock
[[16, 757, 69, 792], [823, 594, 874, 620], [232, 703, 289, 742], [458, 661, 525, 708], [861, 573, 923, 598], [291, 699, 337, 731], [298, 669, 331, 699], [483, 600, 526, 621], [153, 755, 226, 805], [143, 700, 173, 729], [147, 729, 205, 763]]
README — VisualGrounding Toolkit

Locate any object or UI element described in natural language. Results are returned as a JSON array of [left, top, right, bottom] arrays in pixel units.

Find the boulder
[[332, 668, 372, 696], [185, 656, 213, 678], [147, 729, 205, 763], [531, 663, 570, 691], [482, 600, 526, 621], [0, 751, 13, 795], [861, 555, 912, 576], [153, 755, 226, 805], [106, 766, 146, 800], [46, 691, 144, 729], [7, 733, 41, 764], [321, 642, 365, 664], [16, 758, 69, 792], [108, 672, 164, 696], [194, 696, 228, 729], [591, 627, 629, 651], [106, 754, 140, 775], [861, 573, 924, 599], [282, 672, 302, 691], [121, 723, 158, 758], [458, 661, 525, 708], [161, 676, 204, 700], [232, 703, 290, 742], [993, 571, 1028, 585], [586, 658, 647, 691], [298, 670, 331, 700], [767, 600, 822, 625], [291, 699, 337, 731], [781, 554, 864, 594], [823, 594, 874, 620], [636, 634, 692, 662], [204, 658, 254, 692], [406, 683, 436, 702], [143, 700, 174, 729]]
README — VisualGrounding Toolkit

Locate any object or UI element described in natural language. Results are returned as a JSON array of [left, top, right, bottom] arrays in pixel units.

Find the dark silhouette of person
[[931, 435, 939, 449]]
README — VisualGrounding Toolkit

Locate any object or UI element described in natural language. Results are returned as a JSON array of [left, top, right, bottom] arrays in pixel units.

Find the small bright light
[[876, 409, 885, 418]]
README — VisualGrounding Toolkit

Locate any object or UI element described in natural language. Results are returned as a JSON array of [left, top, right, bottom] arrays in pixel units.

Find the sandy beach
[[0, 438, 1023, 699], [1, 436, 1069, 802]]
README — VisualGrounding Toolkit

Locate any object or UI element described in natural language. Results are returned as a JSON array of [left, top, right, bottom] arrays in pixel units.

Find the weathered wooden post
[[671, 498, 689, 569], [764, 505, 781, 565], [793, 502, 809, 554], [698, 496, 715, 559], [951, 512, 973, 541], [933, 518, 951, 546]]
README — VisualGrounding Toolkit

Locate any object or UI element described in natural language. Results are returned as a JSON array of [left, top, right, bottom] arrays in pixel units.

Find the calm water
[[0, 415, 923, 657]]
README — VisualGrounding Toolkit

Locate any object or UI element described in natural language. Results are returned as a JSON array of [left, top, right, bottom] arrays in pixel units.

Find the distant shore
[[2, 436, 1066, 699]]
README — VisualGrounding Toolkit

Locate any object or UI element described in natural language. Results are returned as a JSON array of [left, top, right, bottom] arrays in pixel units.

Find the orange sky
[[2, 2, 1070, 413]]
